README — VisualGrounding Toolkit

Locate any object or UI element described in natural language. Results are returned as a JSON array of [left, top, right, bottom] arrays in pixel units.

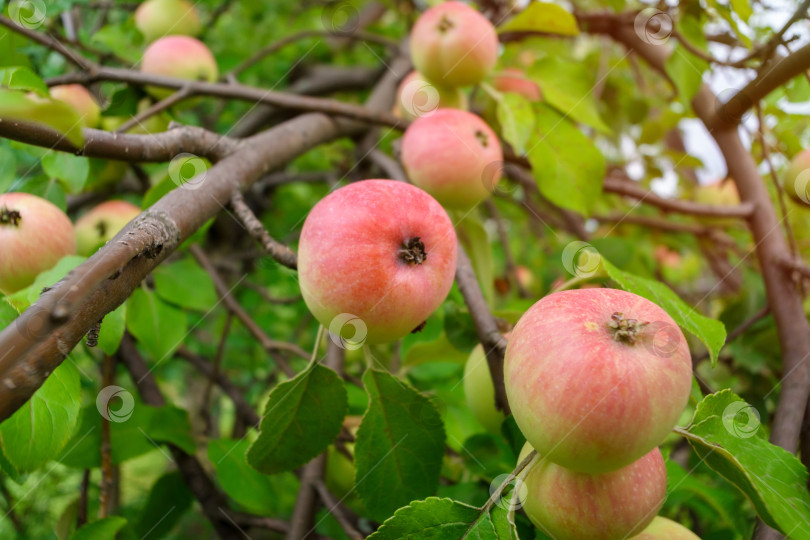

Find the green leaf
[[0, 144, 17, 192], [368, 497, 506, 539], [210, 438, 298, 515], [134, 472, 193, 539], [6, 255, 85, 312], [665, 45, 709, 107], [527, 57, 610, 133], [0, 360, 81, 473], [153, 258, 218, 311], [355, 369, 446, 522], [97, 302, 126, 355], [678, 390, 810, 539], [126, 287, 188, 362], [69, 517, 126, 540], [247, 363, 347, 474], [0, 87, 84, 147], [0, 66, 48, 95], [457, 216, 495, 306], [602, 258, 726, 365], [527, 104, 605, 216], [42, 152, 89, 193], [730, 0, 753, 21], [498, 2, 579, 36], [495, 92, 534, 154]]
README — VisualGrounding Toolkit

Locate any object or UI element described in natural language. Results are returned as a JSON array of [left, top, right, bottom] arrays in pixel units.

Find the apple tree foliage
[[0, 0, 810, 539]]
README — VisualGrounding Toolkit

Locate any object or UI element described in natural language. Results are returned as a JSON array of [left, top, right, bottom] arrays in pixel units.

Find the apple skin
[[410, 1, 498, 87], [694, 178, 739, 206], [631, 516, 701, 539], [0, 193, 76, 294], [394, 71, 467, 121], [297, 180, 457, 345], [135, 0, 202, 43], [504, 288, 692, 474], [74, 200, 141, 256], [101, 98, 171, 135], [49, 85, 101, 128], [493, 68, 542, 101], [464, 337, 509, 434], [518, 443, 667, 540], [784, 149, 810, 205], [141, 36, 218, 99], [401, 108, 503, 209]]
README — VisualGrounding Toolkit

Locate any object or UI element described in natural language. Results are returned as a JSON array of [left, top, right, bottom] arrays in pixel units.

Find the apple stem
[[398, 237, 427, 265], [0, 206, 21, 227], [608, 312, 649, 345]]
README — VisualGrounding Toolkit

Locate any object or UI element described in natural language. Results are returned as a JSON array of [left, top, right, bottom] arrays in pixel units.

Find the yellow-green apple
[[631, 516, 701, 539], [784, 149, 810, 205], [493, 68, 542, 101], [101, 98, 171, 135], [325, 416, 361, 501], [515, 265, 535, 291], [518, 443, 666, 540], [141, 36, 218, 99], [394, 70, 467, 121], [134, 0, 201, 43], [410, 1, 498, 87], [694, 178, 739, 206], [74, 200, 141, 256], [49, 84, 101, 128], [0, 193, 76, 294], [401, 109, 503, 208], [297, 180, 457, 344], [505, 288, 692, 473], [463, 338, 508, 433]]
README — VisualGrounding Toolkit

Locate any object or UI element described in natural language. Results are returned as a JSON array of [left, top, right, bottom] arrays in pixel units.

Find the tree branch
[[230, 192, 298, 270]]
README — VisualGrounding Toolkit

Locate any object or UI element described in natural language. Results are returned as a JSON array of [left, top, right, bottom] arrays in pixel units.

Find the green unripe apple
[[463, 341, 506, 434], [74, 200, 141, 256], [134, 0, 201, 43], [50, 84, 101, 128], [631, 516, 701, 539]]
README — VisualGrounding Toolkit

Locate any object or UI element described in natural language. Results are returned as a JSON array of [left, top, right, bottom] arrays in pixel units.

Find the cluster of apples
[[0, 192, 140, 294]]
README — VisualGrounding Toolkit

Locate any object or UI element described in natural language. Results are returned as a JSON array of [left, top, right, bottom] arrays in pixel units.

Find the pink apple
[[74, 200, 141, 256], [410, 1, 498, 87], [49, 84, 101, 128], [493, 68, 542, 101], [297, 180, 457, 344], [401, 108, 503, 208], [141, 36, 218, 99], [135, 0, 202, 43], [394, 70, 467, 121], [0, 193, 76, 294], [505, 288, 692, 474], [519, 443, 667, 540], [784, 149, 810, 205], [632, 516, 701, 539]]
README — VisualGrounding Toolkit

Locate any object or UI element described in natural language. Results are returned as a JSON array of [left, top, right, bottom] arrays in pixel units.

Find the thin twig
[[313, 480, 363, 540], [201, 313, 232, 436], [230, 192, 298, 270], [116, 87, 194, 133], [98, 354, 115, 518]]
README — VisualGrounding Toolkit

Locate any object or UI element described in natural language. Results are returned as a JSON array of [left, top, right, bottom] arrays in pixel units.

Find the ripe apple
[[394, 70, 467, 121], [49, 84, 101, 128], [783, 149, 810, 205], [297, 180, 457, 344], [464, 338, 508, 434], [519, 443, 667, 540], [632, 516, 701, 539], [134, 0, 202, 43], [504, 288, 692, 474], [401, 109, 503, 208], [0, 193, 76, 294], [409, 1, 498, 87], [493, 68, 542, 101], [141, 36, 218, 99], [74, 200, 141, 256]]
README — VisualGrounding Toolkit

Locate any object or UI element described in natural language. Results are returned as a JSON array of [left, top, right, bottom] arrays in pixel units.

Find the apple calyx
[[609, 312, 649, 345], [475, 130, 489, 148], [398, 237, 427, 265], [437, 15, 453, 33], [0, 206, 21, 227]]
